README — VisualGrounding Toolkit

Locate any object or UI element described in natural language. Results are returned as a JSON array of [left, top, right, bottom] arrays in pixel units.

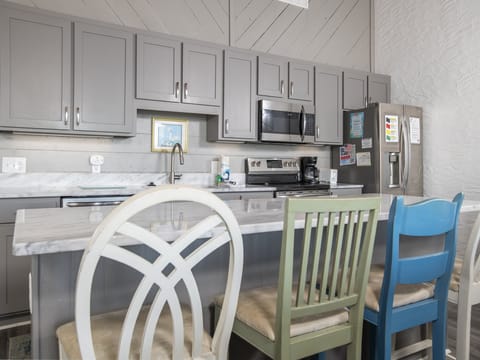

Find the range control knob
[[255, 161, 261, 167], [288, 161, 293, 167], [250, 161, 256, 167], [293, 161, 297, 167], [283, 161, 288, 167]]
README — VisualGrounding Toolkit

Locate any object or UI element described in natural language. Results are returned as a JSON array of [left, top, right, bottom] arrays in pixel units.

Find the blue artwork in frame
[[151, 118, 188, 152]]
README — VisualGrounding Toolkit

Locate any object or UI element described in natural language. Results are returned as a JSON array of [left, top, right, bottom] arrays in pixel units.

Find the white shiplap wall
[[375, 0, 480, 201], [1, 0, 372, 173]]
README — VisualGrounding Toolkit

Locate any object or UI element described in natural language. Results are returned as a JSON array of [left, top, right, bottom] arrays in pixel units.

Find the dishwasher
[[60, 195, 132, 208]]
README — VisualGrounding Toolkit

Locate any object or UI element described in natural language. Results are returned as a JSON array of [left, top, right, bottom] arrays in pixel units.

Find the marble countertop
[[13, 192, 480, 256]]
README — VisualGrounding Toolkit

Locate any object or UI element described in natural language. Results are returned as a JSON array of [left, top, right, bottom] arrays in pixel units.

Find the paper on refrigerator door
[[409, 117, 421, 144], [356, 152, 371, 167], [385, 115, 399, 142]]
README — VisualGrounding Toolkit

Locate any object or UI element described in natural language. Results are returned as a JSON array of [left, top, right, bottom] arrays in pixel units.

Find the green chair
[[215, 196, 381, 359]]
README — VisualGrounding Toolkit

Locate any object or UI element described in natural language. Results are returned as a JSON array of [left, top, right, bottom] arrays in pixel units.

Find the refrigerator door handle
[[401, 115, 411, 194]]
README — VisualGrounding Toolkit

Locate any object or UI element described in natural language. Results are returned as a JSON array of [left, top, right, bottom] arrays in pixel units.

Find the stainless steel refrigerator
[[332, 103, 423, 195]]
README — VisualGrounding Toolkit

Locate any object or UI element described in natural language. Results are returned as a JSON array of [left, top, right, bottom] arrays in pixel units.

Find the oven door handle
[[299, 105, 306, 142], [64, 200, 123, 207]]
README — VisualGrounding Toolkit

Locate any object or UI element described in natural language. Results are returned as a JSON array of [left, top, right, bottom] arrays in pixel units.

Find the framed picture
[[151, 118, 188, 152]]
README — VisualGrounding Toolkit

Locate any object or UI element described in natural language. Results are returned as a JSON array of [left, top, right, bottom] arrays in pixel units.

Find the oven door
[[259, 100, 315, 144]]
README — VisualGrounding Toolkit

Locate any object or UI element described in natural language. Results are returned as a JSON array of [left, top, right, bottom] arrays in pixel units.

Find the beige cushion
[[216, 286, 349, 341], [57, 306, 212, 359], [365, 265, 435, 312], [449, 257, 480, 292]]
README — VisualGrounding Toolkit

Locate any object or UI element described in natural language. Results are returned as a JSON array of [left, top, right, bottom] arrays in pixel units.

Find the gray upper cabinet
[[136, 38, 222, 107], [222, 49, 256, 140], [0, 7, 135, 136], [315, 65, 343, 145], [288, 62, 314, 102], [136, 35, 181, 103], [258, 55, 288, 98], [343, 69, 368, 110], [182, 43, 222, 106], [368, 73, 391, 104], [74, 22, 134, 134], [0, 8, 71, 130]]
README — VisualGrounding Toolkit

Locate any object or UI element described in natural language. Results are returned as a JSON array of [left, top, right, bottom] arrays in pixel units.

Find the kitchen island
[[13, 193, 480, 359]]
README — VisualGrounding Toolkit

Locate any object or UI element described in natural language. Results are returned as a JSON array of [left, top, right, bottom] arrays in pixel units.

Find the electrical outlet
[[2, 157, 26, 173]]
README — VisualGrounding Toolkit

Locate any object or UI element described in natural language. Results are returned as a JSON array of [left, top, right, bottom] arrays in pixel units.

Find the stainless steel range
[[246, 158, 330, 198]]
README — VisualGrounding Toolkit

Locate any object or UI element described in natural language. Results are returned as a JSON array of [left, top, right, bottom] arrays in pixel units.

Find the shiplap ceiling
[[6, 0, 370, 69]]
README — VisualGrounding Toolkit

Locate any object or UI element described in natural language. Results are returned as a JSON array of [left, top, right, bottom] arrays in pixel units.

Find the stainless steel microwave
[[258, 100, 315, 144]]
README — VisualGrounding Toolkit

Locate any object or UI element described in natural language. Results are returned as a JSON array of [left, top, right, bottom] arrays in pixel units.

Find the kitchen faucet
[[169, 142, 184, 184]]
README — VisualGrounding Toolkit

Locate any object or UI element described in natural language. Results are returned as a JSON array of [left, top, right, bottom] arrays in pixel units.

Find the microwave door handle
[[299, 106, 306, 142]]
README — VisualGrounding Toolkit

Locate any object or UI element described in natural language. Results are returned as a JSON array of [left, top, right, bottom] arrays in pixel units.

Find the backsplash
[[0, 111, 331, 175]]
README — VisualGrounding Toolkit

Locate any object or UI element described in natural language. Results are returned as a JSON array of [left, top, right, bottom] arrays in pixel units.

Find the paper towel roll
[[219, 156, 230, 181]]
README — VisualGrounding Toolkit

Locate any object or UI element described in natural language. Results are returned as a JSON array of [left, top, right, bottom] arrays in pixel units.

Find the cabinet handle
[[175, 82, 180, 98], [290, 81, 294, 96], [76, 107, 80, 126], [184, 83, 188, 98], [364, 96, 368, 107], [317, 126, 320, 138], [64, 106, 69, 125], [225, 119, 229, 134], [280, 80, 284, 95]]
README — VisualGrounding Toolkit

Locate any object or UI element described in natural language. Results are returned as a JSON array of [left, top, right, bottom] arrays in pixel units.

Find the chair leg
[[456, 294, 473, 360], [376, 325, 392, 360], [431, 317, 447, 360]]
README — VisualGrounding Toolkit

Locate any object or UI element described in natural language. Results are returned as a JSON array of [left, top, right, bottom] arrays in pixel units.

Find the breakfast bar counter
[[12, 193, 480, 359]]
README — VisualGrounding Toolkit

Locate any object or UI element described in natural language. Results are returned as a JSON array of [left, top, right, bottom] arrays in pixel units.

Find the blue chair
[[364, 193, 463, 360]]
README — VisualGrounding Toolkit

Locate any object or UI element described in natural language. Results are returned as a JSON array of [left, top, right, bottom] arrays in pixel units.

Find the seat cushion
[[449, 257, 480, 292], [57, 306, 212, 359], [216, 286, 349, 341], [365, 265, 435, 312]]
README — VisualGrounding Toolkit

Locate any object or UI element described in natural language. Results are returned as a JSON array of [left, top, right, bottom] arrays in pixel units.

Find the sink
[[78, 185, 127, 190]]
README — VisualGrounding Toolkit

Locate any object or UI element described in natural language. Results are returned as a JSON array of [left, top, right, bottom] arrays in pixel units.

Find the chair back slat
[[275, 196, 381, 343], [296, 212, 314, 307], [318, 212, 336, 302], [349, 210, 366, 295], [398, 199, 458, 236], [329, 211, 347, 301], [307, 212, 326, 304], [338, 211, 356, 297], [74, 186, 244, 360], [397, 253, 449, 284]]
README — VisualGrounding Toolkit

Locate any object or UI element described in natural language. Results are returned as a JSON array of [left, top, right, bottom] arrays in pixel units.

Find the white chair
[[448, 212, 480, 359], [56, 185, 244, 359]]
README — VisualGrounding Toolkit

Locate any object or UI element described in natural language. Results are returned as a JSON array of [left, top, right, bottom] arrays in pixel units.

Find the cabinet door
[[74, 22, 134, 134], [315, 65, 343, 144], [288, 62, 314, 102], [0, 223, 30, 315], [182, 43, 222, 106], [257, 56, 287, 98], [343, 70, 368, 110], [368, 73, 391, 104], [223, 50, 256, 140], [136, 35, 181, 102], [0, 8, 71, 130]]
